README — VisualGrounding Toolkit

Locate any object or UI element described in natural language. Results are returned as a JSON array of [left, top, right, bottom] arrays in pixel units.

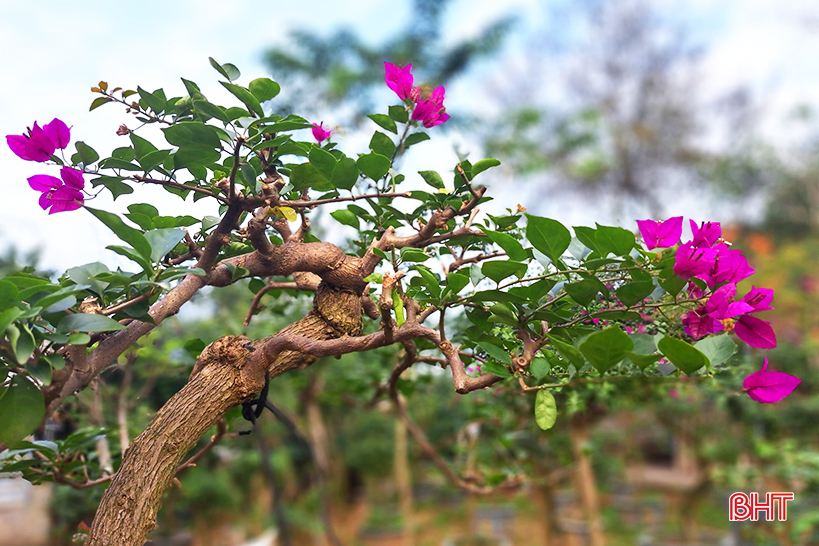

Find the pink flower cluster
[[384, 62, 449, 128], [7, 119, 85, 213], [638, 217, 799, 403], [638, 217, 775, 349]]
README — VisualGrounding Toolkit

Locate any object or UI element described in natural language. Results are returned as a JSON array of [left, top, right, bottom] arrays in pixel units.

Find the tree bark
[[87, 282, 363, 545]]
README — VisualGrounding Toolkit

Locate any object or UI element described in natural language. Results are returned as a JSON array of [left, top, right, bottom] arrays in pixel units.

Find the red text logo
[[729, 492, 794, 521]]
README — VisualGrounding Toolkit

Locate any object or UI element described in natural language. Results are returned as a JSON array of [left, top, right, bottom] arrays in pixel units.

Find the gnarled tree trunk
[[87, 282, 363, 545]]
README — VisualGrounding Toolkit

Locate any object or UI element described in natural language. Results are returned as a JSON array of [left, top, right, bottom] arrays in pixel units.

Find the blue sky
[[2, 0, 818, 272]]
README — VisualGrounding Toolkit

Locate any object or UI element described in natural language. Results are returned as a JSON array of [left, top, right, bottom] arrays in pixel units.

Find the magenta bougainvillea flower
[[700, 243, 755, 287], [744, 358, 800, 403], [311, 122, 332, 144], [28, 166, 85, 214], [681, 283, 752, 339], [734, 314, 777, 349], [384, 62, 449, 128], [674, 242, 718, 278], [384, 62, 414, 101], [682, 282, 776, 348], [7, 118, 70, 162], [411, 86, 449, 128], [637, 216, 683, 250], [690, 219, 721, 248]]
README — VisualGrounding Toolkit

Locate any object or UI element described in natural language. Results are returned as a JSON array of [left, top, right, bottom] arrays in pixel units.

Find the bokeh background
[[1, 0, 818, 544]]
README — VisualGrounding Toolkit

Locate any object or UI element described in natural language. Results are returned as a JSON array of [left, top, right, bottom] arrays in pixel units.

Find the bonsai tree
[[0, 59, 798, 545]]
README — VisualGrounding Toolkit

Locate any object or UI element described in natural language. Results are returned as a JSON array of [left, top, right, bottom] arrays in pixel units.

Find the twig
[[102, 294, 149, 316], [227, 137, 245, 202], [243, 275, 319, 327], [281, 191, 411, 209], [176, 419, 228, 473], [131, 175, 228, 203]]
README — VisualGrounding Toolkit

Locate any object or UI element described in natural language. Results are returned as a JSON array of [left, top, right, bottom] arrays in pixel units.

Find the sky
[[1, 0, 818, 273]]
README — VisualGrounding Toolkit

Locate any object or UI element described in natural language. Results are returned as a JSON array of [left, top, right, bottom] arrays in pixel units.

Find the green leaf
[[481, 260, 527, 283], [399, 248, 428, 262], [548, 335, 586, 368], [193, 99, 230, 123], [0, 280, 19, 309], [478, 341, 511, 362], [413, 265, 441, 296], [68, 333, 91, 345], [145, 228, 186, 262], [137, 149, 171, 172], [8, 324, 35, 364], [595, 224, 635, 257], [0, 376, 45, 446], [574, 226, 600, 255], [309, 146, 337, 179], [89, 97, 112, 111], [137, 86, 165, 113], [209, 57, 240, 81], [128, 203, 159, 218], [57, 313, 126, 334], [330, 210, 359, 229], [99, 157, 142, 171], [630, 333, 657, 355], [85, 207, 152, 262], [0, 307, 23, 334], [331, 157, 359, 191], [471, 158, 501, 178], [657, 336, 709, 374], [480, 360, 512, 378], [130, 132, 158, 159], [173, 146, 221, 169], [392, 287, 405, 327], [488, 302, 517, 324], [74, 141, 99, 165], [444, 272, 470, 296], [404, 132, 430, 148], [357, 153, 391, 180], [485, 229, 527, 261], [534, 390, 558, 430], [220, 81, 263, 118], [90, 176, 133, 199], [659, 274, 686, 297], [579, 327, 634, 373], [106, 245, 152, 272], [564, 277, 603, 307], [388, 105, 409, 123], [418, 170, 444, 189], [290, 163, 330, 191], [694, 335, 736, 367], [369, 131, 396, 157], [67, 262, 109, 297], [526, 215, 571, 262], [615, 281, 655, 307], [625, 351, 663, 370], [239, 164, 257, 188], [368, 114, 397, 134], [162, 121, 221, 148], [248, 77, 280, 102], [530, 357, 550, 380]]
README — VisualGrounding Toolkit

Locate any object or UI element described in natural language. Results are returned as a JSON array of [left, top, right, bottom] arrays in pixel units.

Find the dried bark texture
[[87, 283, 363, 545]]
